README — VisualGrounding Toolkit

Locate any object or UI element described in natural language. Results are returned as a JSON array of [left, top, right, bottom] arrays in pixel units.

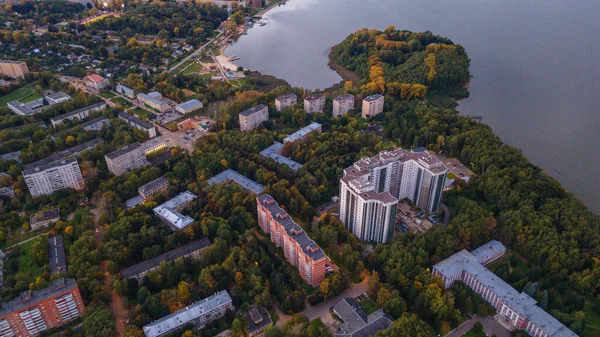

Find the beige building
[[84, 74, 109, 91], [239, 104, 269, 131], [303, 94, 325, 113], [275, 93, 297, 112], [333, 94, 355, 117], [0, 60, 29, 79], [104, 143, 150, 176], [361, 94, 384, 118]]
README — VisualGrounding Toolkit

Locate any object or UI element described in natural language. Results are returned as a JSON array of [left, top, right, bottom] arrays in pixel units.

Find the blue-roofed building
[[207, 169, 264, 194], [259, 142, 303, 172], [433, 241, 578, 337], [116, 84, 135, 98], [175, 99, 203, 114]]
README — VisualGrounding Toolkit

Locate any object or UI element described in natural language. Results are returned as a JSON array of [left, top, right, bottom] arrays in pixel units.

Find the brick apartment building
[[0, 279, 85, 336], [256, 194, 328, 287]]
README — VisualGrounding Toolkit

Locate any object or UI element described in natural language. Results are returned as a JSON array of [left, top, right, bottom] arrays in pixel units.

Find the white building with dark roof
[[275, 93, 297, 112], [332, 298, 392, 337], [118, 112, 157, 138], [239, 104, 268, 132], [143, 290, 233, 337], [44, 92, 72, 105], [50, 102, 106, 127], [80, 116, 110, 131], [333, 94, 355, 117], [104, 143, 150, 176], [175, 99, 203, 114], [23, 158, 85, 197], [303, 94, 325, 113], [433, 241, 579, 337], [362, 94, 384, 118]]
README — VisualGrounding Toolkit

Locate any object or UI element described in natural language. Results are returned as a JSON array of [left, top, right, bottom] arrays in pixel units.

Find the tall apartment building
[[239, 104, 268, 132], [0, 60, 29, 79], [303, 94, 325, 113], [50, 102, 106, 127], [117, 112, 157, 138], [433, 241, 578, 337], [332, 94, 355, 117], [104, 143, 150, 176], [121, 238, 211, 283], [0, 279, 85, 337], [275, 93, 297, 112], [23, 158, 85, 197], [143, 290, 233, 337], [361, 94, 384, 119], [339, 149, 447, 243], [257, 195, 328, 287]]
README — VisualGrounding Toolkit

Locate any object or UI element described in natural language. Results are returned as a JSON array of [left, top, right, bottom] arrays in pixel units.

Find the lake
[[227, 0, 600, 213]]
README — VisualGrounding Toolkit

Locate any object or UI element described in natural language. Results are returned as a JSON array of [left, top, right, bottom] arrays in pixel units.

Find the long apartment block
[[23, 158, 85, 197], [433, 241, 578, 337], [104, 143, 150, 176], [339, 148, 447, 243], [50, 102, 106, 127], [117, 112, 157, 138], [0, 279, 85, 337], [257, 194, 328, 287]]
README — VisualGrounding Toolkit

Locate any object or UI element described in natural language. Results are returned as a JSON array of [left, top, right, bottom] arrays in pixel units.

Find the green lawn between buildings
[[0, 85, 44, 106]]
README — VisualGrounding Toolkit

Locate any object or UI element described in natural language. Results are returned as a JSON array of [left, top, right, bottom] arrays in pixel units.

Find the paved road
[[445, 316, 511, 337], [4, 231, 50, 250], [275, 276, 370, 327], [155, 124, 196, 154]]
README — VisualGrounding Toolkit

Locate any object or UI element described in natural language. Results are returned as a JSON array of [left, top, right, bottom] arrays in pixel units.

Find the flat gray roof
[[334, 94, 354, 101], [363, 94, 383, 102], [283, 122, 321, 143], [0, 279, 77, 316], [105, 142, 142, 160], [240, 104, 268, 117], [333, 298, 392, 337], [22, 157, 79, 176], [139, 176, 169, 195], [118, 112, 154, 129], [259, 142, 303, 171], [207, 169, 264, 194], [176, 99, 202, 111], [50, 102, 105, 123]]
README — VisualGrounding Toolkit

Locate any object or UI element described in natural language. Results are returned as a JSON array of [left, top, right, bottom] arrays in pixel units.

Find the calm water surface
[[227, 0, 600, 213]]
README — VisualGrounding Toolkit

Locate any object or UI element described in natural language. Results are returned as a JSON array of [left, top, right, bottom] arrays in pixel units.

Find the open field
[[111, 97, 131, 108], [130, 107, 154, 120], [17, 240, 43, 277], [98, 91, 116, 99], [0, 85, 43, 106]]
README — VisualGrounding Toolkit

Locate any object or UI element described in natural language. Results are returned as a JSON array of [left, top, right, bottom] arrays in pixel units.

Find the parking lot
[[395, 201, 441, 234], [436, 155, 474, 180]]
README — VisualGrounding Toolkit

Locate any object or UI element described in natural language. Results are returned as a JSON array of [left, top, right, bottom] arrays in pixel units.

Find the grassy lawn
[[461, 328, 487, 337], [111, 97, 131, 108], [172, 57, 196, 74], [358, 299, 379, 315], [130, 107, 155, 120], [0, 85, 43, 106], [17, 240, 43, 278], [303, 283, 315, 296], [98, 91, 115, 99], [182, 61, 203, 75], [582, 300, 600, 337]]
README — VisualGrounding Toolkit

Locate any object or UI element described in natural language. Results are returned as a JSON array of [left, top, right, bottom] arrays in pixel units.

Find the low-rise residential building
[[80, 116, 110, 131], [137, 93, 170, 112], [433, 241, 578, 337], [24, 138, 102, 169], [0, 186, 15, 199], [118, 112, 157, 138], [153, 191, 197, 230], [30, 208, 60, 231], [175, 99, 203, 114], [7, 100, 36, 115], [116, 84, 135, 98], [246, 307, 273, 337], [283, 122, 322, 143], [275, 93, 297, 112], [48, 235, 67, 275], [333, 94, 355, 117], [142, 290, 233, 337], [44, 92, 72, 105], [140, 137, 167, 156], [0, 279, 85, 336], [303, 94, 325, 113], [361, 94, 384, 118], [104, 143, 150, 176], [121, 238, 211, 283], [0, 60, 29, 79], [50, 102, 106, 127], [207, 169, 264, 194], [138, 176, 169, 199], [260, 142, 303, 172], [332, 298, 392, 337], [23, 158, 85, 197], [0, 151, 21, 163], [257, 195, 328, 287], [84, 73, 109, 91], [239, 104, 269, 132]]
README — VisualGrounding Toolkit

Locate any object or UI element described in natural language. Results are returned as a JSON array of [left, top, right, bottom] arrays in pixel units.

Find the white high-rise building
[[332, 94, 354, 117], [275, 94, 297, 112], [23, 158, 85, 197], [361, 94, 384, 118], [239, 104, 269, 131], [303, 94, 325, 113], [104, 143, 149, 176], [339, 149, 447, 243]]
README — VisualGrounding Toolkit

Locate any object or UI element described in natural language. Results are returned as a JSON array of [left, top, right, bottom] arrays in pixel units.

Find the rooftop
[[0, 151, 21, 162], [240, 104, 268, 117], [207, 169, 264, 194], [137, 93, 167, 107], [363, 94, 384, 102], [105, 142, 143, 160], [257, 194, 326, 261], [247, 307, 273, 335], [259, 142, 303, 172], [121, 238, 211, 279], [23, 157, 80, 176], [176, 99, 203, 111], [116, 84, 134, 94], [333, 298, 392, 337], [0, 279, 77, 317], [86, 73, 105, 83], [50, 102, 106, 123], [23, 138, 102, 170], [140, 137, 166, 153], [30, 208, 60, 225], [138, 176, 169, 196], [283, 122, 322, 143], [143, 290, 232, 337], [81, 116, 110, 128], [125, 195, 144, 208], [46, 92, 71, 102], [305, 93, 324, 101], [48, 235, 67, 274], [334, 94, 354, 101], [118, 111, 154, 129], [7, 100, 35, 115], [276, 93, 296, 101]]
